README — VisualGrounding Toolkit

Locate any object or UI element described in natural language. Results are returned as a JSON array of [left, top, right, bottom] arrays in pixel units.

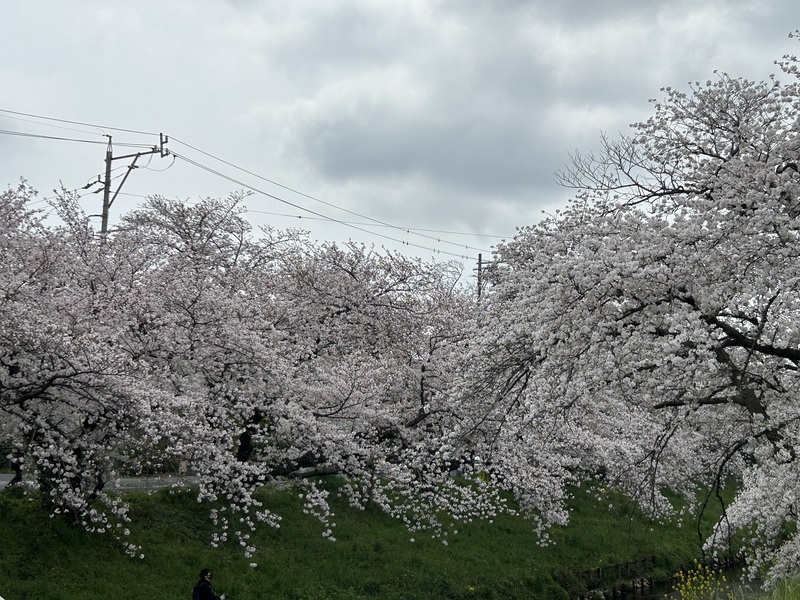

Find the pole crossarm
[[100, 134, 169, 236]]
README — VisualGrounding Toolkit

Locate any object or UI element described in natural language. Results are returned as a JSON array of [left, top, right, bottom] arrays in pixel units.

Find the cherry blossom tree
[[0, 182, 173, 555], [17, 47, 800, 574], [1, 187, 484, 557], [117, 196, 494, 549], [461, 47, 800, 578], [265, 237, 499, 537]]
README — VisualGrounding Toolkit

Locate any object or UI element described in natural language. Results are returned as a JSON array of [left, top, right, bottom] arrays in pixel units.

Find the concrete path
[[0, 473, 197, 491]]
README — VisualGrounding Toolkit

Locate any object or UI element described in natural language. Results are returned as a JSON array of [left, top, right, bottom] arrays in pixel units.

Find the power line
[[170, 137, 502, 251], [0, 113, 101, 137], [0, 108, 158, 136], [242, 207, 500, 238], [142, 154, 176, 172], [0, 129, 107, 146], [0, 128, 154, 149], [0, 109, 503, 256], [112, 190, 500, 239], [171, 151, 481, 259]]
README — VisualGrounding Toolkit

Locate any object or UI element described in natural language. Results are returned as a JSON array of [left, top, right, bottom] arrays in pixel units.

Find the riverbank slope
[[0, 480, 733, 599]]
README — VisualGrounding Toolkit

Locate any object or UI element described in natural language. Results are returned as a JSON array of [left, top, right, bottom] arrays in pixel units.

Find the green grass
[[754, 579, 800, 600], [0, 480, 738, 600]]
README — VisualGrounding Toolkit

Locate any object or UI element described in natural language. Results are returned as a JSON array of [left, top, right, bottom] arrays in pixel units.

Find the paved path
[[0, 473, 197, 491]]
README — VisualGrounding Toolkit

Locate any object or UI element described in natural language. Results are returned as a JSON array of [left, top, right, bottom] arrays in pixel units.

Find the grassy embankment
[[0, 477, 746, 599]]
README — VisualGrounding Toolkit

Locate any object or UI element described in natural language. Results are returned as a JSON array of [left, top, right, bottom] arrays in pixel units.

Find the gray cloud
[[2, 0, 799, 263], [298, 101, 554, 192]]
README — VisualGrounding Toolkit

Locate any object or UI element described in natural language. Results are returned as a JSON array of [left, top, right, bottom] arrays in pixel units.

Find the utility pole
[[477, 253, 483, 300], [475, 253, 497, 300], [100, 136, 113, 236], [100, 133, 169, 237]]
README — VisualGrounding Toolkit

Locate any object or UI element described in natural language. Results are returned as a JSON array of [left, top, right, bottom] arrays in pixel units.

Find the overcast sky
[[2, 1, 799, 274]]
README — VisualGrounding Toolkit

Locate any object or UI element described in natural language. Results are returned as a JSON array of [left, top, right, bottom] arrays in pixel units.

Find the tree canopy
[[6, 41, 800, 580], [0, 188, 478, 558], [464, 47, 800, 579]]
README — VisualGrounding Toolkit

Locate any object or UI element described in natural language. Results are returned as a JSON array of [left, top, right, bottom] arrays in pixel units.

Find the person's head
[[199, 568, 211, 581]]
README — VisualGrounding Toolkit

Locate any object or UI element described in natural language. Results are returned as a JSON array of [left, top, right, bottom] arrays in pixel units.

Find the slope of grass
[[0, 480, 736, 600]]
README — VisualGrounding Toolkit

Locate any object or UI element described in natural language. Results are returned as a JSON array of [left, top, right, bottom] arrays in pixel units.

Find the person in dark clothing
[[193, 568, 226, 600]]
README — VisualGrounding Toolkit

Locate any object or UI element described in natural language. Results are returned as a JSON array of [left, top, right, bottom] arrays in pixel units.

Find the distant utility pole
[[477, 253, 483, 300], [475, 253, 498, 300], [100, 133, 169, 236]]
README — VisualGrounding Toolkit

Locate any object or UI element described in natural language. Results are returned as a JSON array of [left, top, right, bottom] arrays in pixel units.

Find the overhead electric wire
[[0, 108, 159, 137], [0, 113, 102, 137], [0, 128, 155, 149], [171, 151, 479, 259], [0, 129, 108, 145], [242, 207, 500, 238], [111, 193, 500, 241], [142, 154, 176, 172], [170, 136, 502, 251], [80, 163, 138, 189], [0, 109, 504, 255], [36, 172, 127, 206]]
